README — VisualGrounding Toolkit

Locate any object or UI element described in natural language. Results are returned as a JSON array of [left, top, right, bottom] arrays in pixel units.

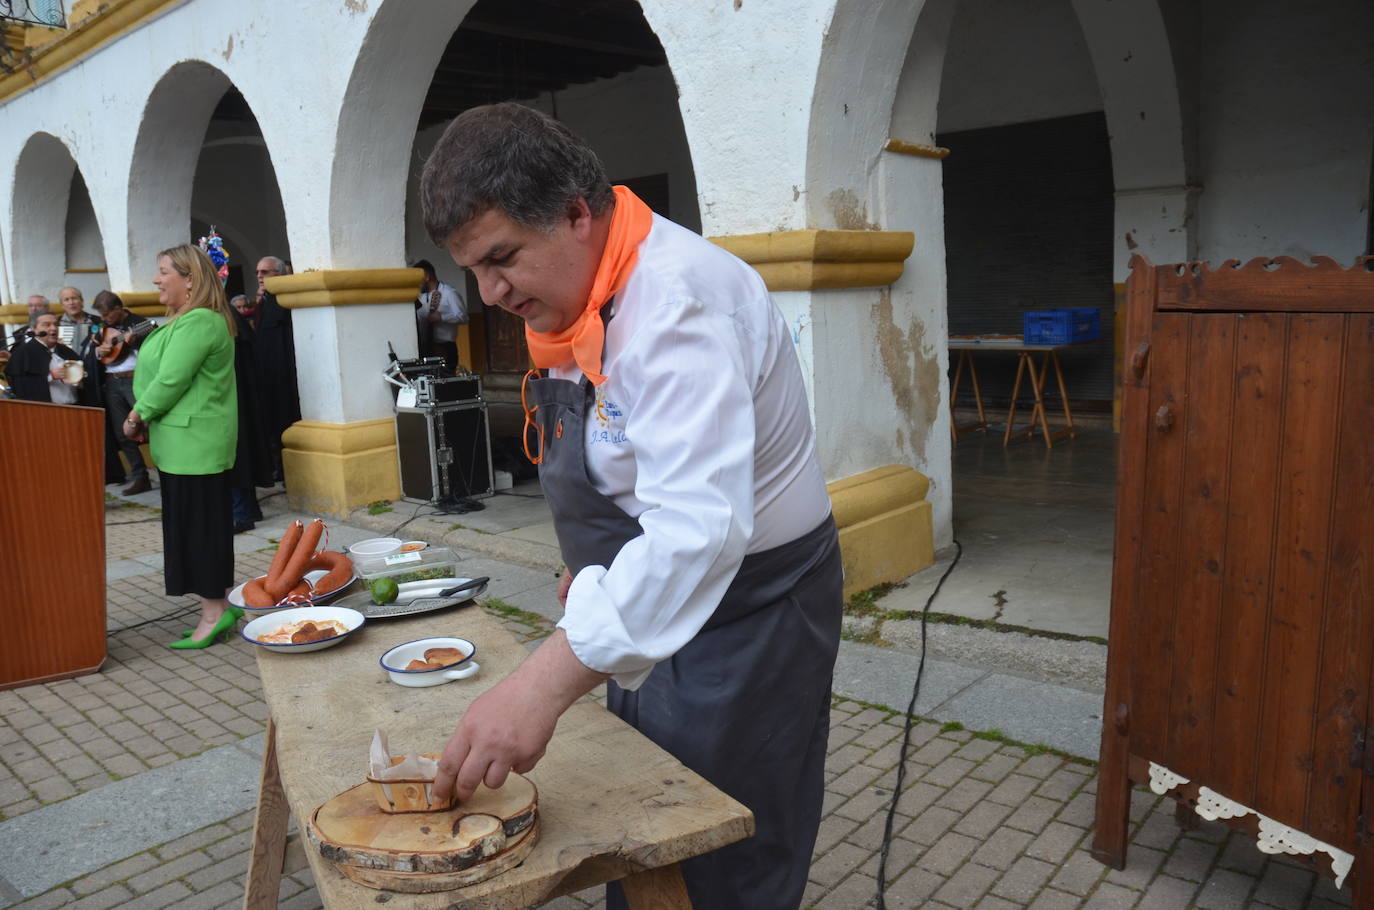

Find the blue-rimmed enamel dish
[[379, 637, 479, 687], [241, 606, 365, 653]]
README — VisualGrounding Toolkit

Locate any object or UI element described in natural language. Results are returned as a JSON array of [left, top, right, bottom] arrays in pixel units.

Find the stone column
[[710, 229, 934, 598], [265, 268, 423, 517]]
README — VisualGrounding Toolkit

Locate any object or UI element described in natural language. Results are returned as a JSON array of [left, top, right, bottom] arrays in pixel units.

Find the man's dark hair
[[92, 290, 124, 314], [410, 259, 437, 281], [421, 103, 613, 243]]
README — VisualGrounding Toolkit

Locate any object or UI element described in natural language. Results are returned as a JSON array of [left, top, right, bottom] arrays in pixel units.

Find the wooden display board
[[0, 399, 107, 688], [1093, 255, 1374, 904]]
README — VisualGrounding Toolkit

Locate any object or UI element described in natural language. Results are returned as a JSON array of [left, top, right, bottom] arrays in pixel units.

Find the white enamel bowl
[[379, 637, 479, 687], [241, 606, 366, 654], [228, 570, 356, 612]]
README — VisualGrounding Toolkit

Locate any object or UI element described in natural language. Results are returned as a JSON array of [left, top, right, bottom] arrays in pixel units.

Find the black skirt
[[159, 470, 235, 598]]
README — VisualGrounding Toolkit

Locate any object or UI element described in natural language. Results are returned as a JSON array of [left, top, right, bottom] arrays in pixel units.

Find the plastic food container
[[347, 538, 402, 569], [355, 546, 460, 587]]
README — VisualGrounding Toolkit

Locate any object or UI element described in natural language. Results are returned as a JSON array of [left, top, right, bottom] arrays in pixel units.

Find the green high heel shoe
[[170, 608, 244, 649]]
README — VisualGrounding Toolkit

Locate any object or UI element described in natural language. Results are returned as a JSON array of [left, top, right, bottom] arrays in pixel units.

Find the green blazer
[[133, 307, 238, 475]]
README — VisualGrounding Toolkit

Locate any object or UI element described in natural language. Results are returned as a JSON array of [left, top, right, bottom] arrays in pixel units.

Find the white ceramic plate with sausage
[[241, 606, 366, 653], [228, 569, 357, 612]]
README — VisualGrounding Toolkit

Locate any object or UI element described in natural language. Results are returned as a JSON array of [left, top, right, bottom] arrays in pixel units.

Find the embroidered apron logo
[[591, 388, 627, 445]]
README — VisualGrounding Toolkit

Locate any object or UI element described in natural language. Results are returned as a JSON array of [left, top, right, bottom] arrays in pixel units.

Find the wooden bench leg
[[244, 718, 289, 910], [621, 863, 693, 909]]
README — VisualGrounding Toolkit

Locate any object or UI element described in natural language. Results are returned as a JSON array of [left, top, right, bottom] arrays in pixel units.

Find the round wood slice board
[[308, 772, 538, 881], [338, 821, 539, 893]]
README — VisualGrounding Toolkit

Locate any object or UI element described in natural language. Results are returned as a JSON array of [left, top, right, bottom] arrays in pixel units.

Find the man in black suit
[[253, 255, 300, 481], [8, 313, 82, 403]]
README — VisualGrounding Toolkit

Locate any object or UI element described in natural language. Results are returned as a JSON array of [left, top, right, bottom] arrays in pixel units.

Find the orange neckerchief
[[524, 185, 653, 386]]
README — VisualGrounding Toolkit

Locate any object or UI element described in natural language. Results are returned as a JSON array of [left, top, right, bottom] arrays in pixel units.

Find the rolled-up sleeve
[[556, 298, 757, 689]]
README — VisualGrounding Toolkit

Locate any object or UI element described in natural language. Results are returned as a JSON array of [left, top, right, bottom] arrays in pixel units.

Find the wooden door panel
[[1307, 315, 1374, 845], [1254, 314, 1347, 828], [1164, 315, 1237, 777], [1209, 314, 1288, 804], [1129, 313, 1191, 760]]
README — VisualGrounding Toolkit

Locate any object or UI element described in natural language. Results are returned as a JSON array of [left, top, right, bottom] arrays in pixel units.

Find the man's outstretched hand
[[432, 629, 607, 803]]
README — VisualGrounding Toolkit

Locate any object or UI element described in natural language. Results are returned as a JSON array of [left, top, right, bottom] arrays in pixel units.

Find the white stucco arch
[[126, 60, 291, 286], [10, 132, 104, 300], [328, 0, 478, 268]]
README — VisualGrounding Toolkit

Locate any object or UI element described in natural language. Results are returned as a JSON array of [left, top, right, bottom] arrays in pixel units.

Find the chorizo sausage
[[264, 521, 303, 596], [267, 519, 325, 600], [304, 550, 352, 597], [243, 575, 310, 608]]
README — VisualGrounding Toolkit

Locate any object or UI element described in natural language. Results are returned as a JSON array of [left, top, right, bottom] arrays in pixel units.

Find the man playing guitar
[[92, 291, 155, 495]]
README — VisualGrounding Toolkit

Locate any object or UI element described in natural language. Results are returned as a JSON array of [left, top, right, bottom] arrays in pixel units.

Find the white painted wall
[[1195, 0, 1374, 264], [933, 0, 1101, 134]]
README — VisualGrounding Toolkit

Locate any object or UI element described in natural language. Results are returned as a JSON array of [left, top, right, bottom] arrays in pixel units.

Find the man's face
[[255, 258, 281, 292], [99, 303, 127, 326], [26, 296, 47, 317], [59, 288, 83, 316], [444, 202, 599, 335], [34, 315, 58, 347]]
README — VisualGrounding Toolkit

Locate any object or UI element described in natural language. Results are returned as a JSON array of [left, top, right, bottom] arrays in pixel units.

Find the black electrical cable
[[875, 539, 963, 910], [106, 604, 201, 636]]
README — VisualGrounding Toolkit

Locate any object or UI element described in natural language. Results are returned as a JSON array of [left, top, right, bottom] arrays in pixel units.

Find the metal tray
[[332, 577, 489, 620]]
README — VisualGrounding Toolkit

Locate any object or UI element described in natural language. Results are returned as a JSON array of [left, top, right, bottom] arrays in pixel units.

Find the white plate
[[241, 606, 366, 653], [228, 570, 357, 611], [379, 637, 479, 687]]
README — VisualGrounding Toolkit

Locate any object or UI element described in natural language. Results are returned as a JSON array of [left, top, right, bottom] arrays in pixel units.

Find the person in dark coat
[[87, 291, 157, 491], [252, 255, 300, 479], [9, 313, 82, 403], [228, 307, 275, 531]]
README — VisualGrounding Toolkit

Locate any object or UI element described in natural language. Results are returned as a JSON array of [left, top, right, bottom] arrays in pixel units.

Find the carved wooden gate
[[1093, 254, 1374, 904]]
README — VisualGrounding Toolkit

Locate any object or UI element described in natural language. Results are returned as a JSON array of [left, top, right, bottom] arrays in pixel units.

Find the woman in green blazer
[[125, 244, 243, 649]]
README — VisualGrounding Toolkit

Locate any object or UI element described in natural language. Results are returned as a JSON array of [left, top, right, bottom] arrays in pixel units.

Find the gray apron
[[528, 371, 842, 910]]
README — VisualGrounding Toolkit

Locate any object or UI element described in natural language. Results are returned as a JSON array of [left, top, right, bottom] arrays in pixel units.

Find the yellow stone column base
[[827, 464, 935, 601], [280, 418, 400, 518]]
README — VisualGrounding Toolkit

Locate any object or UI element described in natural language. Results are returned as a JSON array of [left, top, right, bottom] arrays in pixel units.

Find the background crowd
[[0, 252, 301, 536]]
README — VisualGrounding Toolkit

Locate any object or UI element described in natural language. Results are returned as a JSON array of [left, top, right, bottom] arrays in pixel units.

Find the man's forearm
[[512, 629, 610, 711]]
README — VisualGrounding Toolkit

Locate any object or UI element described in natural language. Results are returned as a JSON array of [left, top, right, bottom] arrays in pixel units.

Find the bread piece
[[423, 647, 464, 666], [291, 622, 339, 644], [405, 658, 432, 671]]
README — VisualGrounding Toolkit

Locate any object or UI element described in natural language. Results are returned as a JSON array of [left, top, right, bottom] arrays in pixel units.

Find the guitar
[[96, 319, 154, 365]]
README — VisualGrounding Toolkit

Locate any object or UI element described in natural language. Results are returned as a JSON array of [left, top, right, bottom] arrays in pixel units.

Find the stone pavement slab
[[0, 734, 263, 897]]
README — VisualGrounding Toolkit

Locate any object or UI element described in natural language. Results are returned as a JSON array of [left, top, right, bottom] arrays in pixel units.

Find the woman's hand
[[123, 411, 148, 443]]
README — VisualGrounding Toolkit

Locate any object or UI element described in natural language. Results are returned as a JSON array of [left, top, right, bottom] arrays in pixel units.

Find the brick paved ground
[[0, 502, 1355, 908]]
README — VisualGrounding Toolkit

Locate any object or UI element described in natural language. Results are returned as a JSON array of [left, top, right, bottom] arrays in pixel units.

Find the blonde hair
[[158, 243, 238, 338]]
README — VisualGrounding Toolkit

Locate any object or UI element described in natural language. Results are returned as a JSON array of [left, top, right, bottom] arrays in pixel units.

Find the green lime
[[370, 577, 399, 605]]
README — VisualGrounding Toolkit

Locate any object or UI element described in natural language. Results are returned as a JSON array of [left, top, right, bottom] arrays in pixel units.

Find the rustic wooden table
[[245, 603, 754, 909]]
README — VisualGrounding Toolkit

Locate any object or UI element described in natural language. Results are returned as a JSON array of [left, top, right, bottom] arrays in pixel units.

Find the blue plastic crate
[[1023, 308, 1101, 345]]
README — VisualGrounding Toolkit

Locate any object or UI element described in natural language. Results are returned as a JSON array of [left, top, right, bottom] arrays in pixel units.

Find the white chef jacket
[[553, 215, 832, 689], [417, 282, 466, 343]]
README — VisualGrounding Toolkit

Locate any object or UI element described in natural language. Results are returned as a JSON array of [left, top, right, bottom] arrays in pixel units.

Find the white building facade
[[1, 0, 1369, 590]]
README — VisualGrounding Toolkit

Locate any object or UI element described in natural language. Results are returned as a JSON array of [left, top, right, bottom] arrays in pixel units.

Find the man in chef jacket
[[423, 103, 842, 910]]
